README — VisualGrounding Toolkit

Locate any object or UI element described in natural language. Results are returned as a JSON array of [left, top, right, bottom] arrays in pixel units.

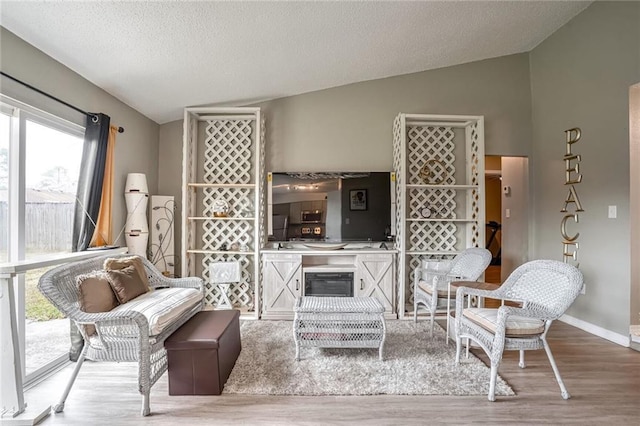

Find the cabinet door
[[262, 254, 303, 313], [355, 254, 395, 314]]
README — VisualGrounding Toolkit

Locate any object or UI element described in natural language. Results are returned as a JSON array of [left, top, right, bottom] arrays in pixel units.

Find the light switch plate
[[608, 205, 617, 219]]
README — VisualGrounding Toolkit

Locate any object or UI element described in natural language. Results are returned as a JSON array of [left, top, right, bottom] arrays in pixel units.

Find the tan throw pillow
[[77, 271, 120, 336], [104, 256, 151, 291], [106, 265, 149, 304]]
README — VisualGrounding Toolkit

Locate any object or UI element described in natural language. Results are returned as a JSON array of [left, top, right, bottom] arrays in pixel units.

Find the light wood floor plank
[[25, 321, 640, 425]]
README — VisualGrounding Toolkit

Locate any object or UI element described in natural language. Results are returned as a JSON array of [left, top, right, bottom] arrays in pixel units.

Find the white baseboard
[[559, 314, 630, 347]]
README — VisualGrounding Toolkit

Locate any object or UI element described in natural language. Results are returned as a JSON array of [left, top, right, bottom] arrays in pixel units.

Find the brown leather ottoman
[[165, 309, 241, 395]]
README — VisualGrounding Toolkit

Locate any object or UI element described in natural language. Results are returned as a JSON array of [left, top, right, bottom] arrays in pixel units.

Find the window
[[0, 110, 9, 263], [0, 95, 84, 383]]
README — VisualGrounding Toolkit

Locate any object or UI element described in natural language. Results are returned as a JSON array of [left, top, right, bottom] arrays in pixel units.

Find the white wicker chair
[[454, 259, 584, 401], [37, 254, 204, 416], [413, 247, 492, 338]]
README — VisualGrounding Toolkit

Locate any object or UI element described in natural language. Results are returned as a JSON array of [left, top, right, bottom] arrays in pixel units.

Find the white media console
[[261, 243, 397, 320]]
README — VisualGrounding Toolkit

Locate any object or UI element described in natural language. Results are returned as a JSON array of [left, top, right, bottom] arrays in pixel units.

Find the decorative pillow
[[76, 271, 120, 335], [106, 265, 150, 304], [104, 256, 151, 291]]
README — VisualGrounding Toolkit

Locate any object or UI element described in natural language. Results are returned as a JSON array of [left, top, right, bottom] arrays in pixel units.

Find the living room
[[1, 1, 639, 424]]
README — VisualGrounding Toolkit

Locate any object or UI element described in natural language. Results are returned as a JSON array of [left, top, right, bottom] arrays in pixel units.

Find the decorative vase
[[124, 173, 149, 257], [212, 199, 230, 217]]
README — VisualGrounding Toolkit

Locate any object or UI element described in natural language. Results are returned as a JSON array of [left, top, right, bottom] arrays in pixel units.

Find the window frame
[[1, 94, 85, 386]]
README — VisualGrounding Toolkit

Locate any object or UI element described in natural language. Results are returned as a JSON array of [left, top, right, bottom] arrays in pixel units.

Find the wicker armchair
[[454, 259, 583, 401], [413, 247, 491, 338], [37, 254, 204, 416]]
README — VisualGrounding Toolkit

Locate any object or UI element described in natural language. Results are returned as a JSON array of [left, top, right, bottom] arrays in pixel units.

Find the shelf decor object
[[393, 113, 485, 319], [209, 261, 241, 309], [182, 107, 265, 319], [124, 173, 149, 258], [150, 195, 175, 277], [212, 199, 230, 217], [418, 159, 447, 185]]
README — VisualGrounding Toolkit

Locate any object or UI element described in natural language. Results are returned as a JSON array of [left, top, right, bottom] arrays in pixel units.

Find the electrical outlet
[[580, 283, 586, 295]]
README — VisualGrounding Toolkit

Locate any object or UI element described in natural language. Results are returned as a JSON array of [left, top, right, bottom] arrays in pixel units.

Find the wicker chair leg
[[141, 393, 150, 416], [488, 363, 499, 402], [53, 344, 88, 413], [429, 311, 435, 338], [519, 350, 526, 368], [413, 301, 418, 323], [542, 338, 571, 400], [455, 334, 462, 364]]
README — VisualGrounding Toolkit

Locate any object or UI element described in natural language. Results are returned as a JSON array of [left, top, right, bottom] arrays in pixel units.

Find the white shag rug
[[223, 320, 515, 396]]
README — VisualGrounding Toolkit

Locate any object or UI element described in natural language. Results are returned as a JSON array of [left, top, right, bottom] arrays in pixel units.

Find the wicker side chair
[[454, 259, 584, 401], [37, 254, 204, 416], [413, 247, 492, 338]]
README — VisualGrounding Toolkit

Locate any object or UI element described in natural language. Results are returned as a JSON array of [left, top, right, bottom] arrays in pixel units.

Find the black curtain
[[69, 112, 110, 360], [72, 113, 110, 252]]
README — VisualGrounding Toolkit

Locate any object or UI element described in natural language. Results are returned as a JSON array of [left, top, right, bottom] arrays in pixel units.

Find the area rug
[[223, 320, 515, 396]]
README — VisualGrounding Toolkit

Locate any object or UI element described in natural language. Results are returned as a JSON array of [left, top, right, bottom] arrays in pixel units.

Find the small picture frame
[[349, 189, 367, 211]]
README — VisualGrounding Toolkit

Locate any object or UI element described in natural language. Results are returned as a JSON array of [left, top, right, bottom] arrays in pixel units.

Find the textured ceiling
[[0, 1, 590, 124]]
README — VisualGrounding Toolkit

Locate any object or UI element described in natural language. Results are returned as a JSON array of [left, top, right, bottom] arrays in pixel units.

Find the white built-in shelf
[[187, 216, 256, 221], [406, 218, 474, 222], [406, 184, 478, 189], [407, 250, 463, 256], [302, 264, 357, 272], [187, 183, 256, 189], [187, 249, 254, 256]]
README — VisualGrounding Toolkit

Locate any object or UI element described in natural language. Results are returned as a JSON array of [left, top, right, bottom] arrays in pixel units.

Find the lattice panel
[[392, 116, 404, 301], [259, 118, 267, 246], [468, 122, 482, 247], [258, 118, 266, 307], [407, 126, 456, 185], [408, 188, 457, 219], [469, 188, 481, 247], [201, 253, 254, 309], [408, 221, 458, 252], [201, 220, 254, 251], [202, 187, 254, 218], [184, 115, 199, 276], [203, 120, 253, 184]]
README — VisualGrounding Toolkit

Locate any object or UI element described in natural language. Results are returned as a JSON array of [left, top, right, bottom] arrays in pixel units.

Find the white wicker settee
[[37, 254, 204, 416]]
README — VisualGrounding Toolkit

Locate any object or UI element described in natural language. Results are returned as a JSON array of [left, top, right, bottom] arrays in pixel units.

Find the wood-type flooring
[[23, 319, 640, 425]]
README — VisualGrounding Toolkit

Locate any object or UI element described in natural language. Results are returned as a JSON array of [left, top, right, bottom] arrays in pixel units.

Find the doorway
[[484, 155, 529, 283]]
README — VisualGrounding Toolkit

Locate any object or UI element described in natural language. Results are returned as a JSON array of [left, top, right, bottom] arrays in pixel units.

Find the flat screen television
[[268, 172, 395, 242]]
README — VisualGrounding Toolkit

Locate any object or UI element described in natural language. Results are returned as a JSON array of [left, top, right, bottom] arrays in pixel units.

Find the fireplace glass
[[304, 272, 354, 297]]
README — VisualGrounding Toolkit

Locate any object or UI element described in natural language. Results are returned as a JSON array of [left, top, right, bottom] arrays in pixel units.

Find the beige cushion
[[104, 256, 151, 291], [106, 265, 149, 304], [108, 287, 203, 336], [417, 281, 451, 297], [463, 308, 545, 336], [76, 271, 119, 335]]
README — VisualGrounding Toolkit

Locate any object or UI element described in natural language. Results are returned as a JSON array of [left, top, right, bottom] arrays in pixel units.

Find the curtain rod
[[0, 70, 124, 133]]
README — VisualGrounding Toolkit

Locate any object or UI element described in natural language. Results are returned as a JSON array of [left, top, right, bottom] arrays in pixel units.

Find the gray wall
[[529, 1, 640, 335], [501, 157, 529, 280], [257, 53, 532, 171], [0, 27, 160, 249], [158, 120, 183, 270]]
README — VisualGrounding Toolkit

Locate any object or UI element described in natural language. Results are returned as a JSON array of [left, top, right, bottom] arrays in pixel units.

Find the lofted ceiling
[[0, 1, 591, 124]]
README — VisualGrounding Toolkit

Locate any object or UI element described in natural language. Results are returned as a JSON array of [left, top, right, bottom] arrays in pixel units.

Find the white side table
[[217, 283, 232, 309]]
